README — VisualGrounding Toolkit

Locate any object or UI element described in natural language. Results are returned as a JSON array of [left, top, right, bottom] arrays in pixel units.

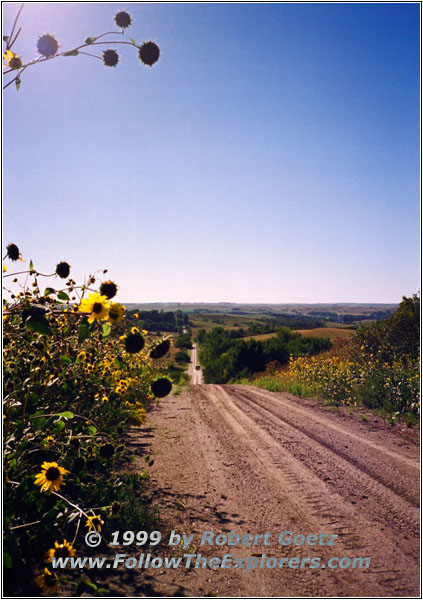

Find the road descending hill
[[134, 384, 419, 597]]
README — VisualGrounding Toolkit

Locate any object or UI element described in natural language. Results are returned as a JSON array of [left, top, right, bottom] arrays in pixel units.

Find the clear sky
[[3, 2, 420, 304]]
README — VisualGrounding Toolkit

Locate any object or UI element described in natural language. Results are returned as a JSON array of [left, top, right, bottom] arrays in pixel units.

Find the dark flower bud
[[115, 11, 132, 28], [103, 49, 119, 67], [55, 262, 71, 279], [37, 34, 59, 57], [9, 56, 22, 70], [149, 339, 171, 359], [6, 243, 20, 261], [151, 377, 172, 398], [138, 41, 160, 67], [99, 280, 118, 299]]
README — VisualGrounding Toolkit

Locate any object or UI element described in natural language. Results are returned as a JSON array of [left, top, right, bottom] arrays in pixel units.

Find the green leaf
[[63, 49, 79, 57], [53, 420, 65, 433], [32, 417, 47, 430], [87, 425, 97, 436], [85, 36, 98, 44], [29, 260, 34, 271], [129, 38, 137, 46], [56, 411, 74, 420], [57, 291, 69, 301], [44, 287, 55, 296], [15, 78, 21, 92], [60, 355, 72, 366], [78, 320, 90, 343], [3, 552, 12, 569], [26, 317, 51, 335], [102, 323, 111, 338]]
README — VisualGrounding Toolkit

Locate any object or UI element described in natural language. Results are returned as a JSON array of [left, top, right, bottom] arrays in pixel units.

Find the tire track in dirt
[[227, 386, 419, 528], [208, 385, 419, 594], [144, 384, 420, 597]]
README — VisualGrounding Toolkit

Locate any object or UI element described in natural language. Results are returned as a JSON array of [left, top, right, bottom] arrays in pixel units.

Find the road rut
[[136, 384, 420, 597]]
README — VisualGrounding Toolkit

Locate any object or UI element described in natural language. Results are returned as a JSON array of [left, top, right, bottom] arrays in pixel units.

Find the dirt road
[[186, 344, 203, 385], [135, 384, 420, 597]]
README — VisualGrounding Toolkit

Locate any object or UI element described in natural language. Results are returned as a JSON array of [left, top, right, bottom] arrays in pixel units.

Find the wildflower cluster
[[255, 348, 419, 419], [3, 6, 160, 92], [3, 245, 173, 595]]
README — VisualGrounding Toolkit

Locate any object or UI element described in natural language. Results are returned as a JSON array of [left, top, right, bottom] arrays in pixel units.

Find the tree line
[[127, 309, 190, 333], [197, 327, 332, 384]]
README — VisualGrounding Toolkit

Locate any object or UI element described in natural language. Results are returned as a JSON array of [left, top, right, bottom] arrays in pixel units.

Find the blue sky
[[3, 2, 420, 303]]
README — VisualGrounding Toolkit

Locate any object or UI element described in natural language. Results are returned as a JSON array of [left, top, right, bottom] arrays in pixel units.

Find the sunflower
[[78, 292, 110, 323], [133, 406, 147, 425], [46, 540, 76, 563], [55, 261, 71, 279], [37, 34, 59, 57], [99, 280, 118, 299], [103, 49, 119, 67], [86, 515, 104, 532], [35, 568, 59, 593], [115, 11, 132, 28], [6, 243, 21, 261], [149, 339, 171, 359], [138, 41, 160, 66], [108, 302, 125, 324], [34, 461, 69, 493], [151, 377, 172, 398], [43, 436, 55, 448], [3, 49, 22, 70], [124, 331, 145, 354]]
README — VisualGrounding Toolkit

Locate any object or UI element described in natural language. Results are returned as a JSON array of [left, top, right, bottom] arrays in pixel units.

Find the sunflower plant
[[3, 244, 173, 595], [3, 4, 160, 92]]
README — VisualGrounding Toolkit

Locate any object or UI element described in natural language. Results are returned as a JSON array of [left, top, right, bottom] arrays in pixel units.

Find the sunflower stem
[[6, 3, 24, 51], [78, 51, 102, 60], [71, 514, 82, 546], [52, 491, 92, 522], [10, 520, 41, 531]]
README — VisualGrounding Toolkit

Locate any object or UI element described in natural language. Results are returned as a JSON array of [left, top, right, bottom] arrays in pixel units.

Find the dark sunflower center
[[125, 333, 145, 353], [55, 546, 70, 558], [45, 467, 60, 481], [45, 572, 57, 586], [109, 311, 118, 320], [92, 303, 103, 314]]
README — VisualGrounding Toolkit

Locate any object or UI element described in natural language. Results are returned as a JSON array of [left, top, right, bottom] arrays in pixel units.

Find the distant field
[[247, 327, 354, 342], [248, 332, 278, 341], [189, 313, 265, 339], [125, 302, 397, 318], [292, 327, 355, 340]]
